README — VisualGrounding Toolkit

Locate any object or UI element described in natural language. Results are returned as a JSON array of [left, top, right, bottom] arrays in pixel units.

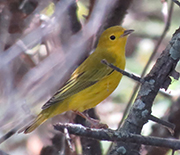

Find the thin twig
[[54, 123, 180, 150], [149, 115, 175, 134], [101, 59, 143, 83], [64, 128, 73, 151]]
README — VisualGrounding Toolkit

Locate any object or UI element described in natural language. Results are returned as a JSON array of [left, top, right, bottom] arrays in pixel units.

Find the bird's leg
[[73, 110, 108, 129]]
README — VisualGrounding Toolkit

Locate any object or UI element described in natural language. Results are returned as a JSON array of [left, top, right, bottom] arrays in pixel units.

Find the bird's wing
[[41, 65, 114, 110]]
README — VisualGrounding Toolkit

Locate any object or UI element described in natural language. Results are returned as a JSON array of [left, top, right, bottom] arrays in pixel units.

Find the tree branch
[[101, 59, 143, 83], [54, 123, 180, 150], [149, 115, 175, 134]]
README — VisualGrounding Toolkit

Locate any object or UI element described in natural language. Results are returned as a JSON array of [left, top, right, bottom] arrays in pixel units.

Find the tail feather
[[24, 100, 69, 133], [24, 114, 47, 134]]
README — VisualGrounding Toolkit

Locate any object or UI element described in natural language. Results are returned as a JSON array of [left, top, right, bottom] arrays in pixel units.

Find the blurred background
[[0, 0, 180, 154]]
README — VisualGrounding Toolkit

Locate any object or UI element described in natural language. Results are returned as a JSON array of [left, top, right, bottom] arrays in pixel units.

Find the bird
[[24, 26, 133, 133]]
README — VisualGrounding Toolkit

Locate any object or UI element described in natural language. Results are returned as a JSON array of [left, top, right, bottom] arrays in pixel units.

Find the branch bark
[[54, 123, 180, 150]]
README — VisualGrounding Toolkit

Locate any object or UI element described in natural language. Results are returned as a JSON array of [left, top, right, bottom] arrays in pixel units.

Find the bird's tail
[[24, 113, 47, 134], [23, 101, 69, 133]]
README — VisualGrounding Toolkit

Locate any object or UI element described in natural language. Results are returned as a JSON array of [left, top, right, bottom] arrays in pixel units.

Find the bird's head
[[97, 26, 134, 49]]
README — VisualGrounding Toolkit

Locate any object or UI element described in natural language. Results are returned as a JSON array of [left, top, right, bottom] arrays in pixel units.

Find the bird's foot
[[73, 110, 108, 129]]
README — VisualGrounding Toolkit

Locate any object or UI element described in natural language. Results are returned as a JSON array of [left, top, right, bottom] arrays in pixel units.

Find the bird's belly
[[68, 72, 123, 112]]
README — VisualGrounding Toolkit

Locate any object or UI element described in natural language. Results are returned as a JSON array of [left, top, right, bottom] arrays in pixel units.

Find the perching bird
[[24, 26, 133, 133]]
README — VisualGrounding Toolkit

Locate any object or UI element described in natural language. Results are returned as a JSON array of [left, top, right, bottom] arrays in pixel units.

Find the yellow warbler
[[24, 26, 133, 133]]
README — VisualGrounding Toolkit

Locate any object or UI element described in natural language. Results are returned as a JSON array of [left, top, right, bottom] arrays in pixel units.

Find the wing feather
[[42, 65, 114, 110]]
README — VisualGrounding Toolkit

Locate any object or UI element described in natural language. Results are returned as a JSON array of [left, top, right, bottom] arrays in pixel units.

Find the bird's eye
[[110, 35, 116, 40]]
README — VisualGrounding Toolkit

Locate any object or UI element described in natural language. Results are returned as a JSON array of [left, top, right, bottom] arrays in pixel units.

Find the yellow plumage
[[24, 26, 133, 133]]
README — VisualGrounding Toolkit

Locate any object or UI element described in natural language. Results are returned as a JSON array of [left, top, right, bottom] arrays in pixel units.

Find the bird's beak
[[121, 29, 134, 37]]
